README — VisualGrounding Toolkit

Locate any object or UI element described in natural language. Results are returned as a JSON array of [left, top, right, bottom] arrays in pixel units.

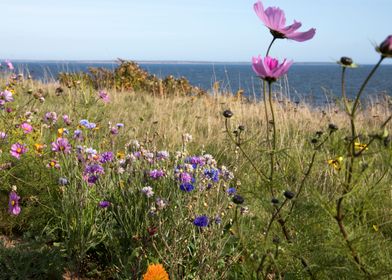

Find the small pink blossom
[[10, 143, 28, 159], [98, 90, 110, 103], [51, 137, 72, 154], [378, 35, 392, 57], [5, 60, 14, 70], [20, 122, 33, 134], [252, 56, 293, 82], [9, 191, 21, 216]]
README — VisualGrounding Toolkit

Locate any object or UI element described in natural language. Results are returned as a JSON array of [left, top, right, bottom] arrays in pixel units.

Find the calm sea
[[8, 61, 392, 104]]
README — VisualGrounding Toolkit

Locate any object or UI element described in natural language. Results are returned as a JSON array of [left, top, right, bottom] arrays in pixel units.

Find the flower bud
[[283, 190, 295, 200], [340, 57, 353, 66], [232, 194, 244, 205], [378, 35, 392, 57], [223, 110, 233, 118]]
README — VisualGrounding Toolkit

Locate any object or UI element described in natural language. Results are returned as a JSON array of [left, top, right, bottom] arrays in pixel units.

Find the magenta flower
[[9, 191, 21, 216], [98, 90, 110, 103], [252, 56, 293, 82], [5, 60, 14, 70], [51, 137, 72, 154], [377, 35, 392, 57], [21, 122, 33, 134], [0, 90, 14, 106], [254, 1, 315, 42], [10, 143, 28, 159]]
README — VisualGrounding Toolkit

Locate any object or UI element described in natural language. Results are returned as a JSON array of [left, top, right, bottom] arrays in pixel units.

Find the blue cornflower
[[193, 215, 209, 227], [227, 187, 237, 195], [204, 168, 220, 182], [180, 183, 195, 192], [79, 119, 89, 127]]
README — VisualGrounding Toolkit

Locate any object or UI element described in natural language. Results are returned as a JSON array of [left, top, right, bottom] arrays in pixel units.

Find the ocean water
[[8, 61, 392, 104]]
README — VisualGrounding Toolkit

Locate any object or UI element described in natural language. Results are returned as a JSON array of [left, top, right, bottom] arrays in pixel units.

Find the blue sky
[[1, 0, 391, 63]]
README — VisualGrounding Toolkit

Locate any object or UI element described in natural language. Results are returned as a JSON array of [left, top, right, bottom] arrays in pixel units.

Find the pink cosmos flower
[[378, 35, 392, 57], [10, 143, 28, 159], [9, 191, 21, 216], [254, 1, 315, 42], [0, 90, 14, 106], [21, 122, 33, 134], [252, 56, 293, 82], [98, 90, 110, 103], [51, 137, 72, 154], [5, 60, 14, 70]]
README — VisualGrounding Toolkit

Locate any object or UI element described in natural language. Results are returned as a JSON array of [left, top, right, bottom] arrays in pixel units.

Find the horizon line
[[2, 59, 390, 66]]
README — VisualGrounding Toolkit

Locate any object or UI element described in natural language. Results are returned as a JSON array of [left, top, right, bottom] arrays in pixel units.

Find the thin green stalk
[[225, 118, 269, 182], [351, 56, 384, 116], [268, 81, 277, 183]]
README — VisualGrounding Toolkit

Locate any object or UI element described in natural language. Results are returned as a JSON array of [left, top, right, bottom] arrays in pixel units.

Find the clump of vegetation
[[58, 60, 207, 97]]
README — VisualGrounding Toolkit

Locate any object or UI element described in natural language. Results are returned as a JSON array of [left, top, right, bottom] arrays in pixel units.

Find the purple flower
[[178, 172, 192, 183], [110, 127, 119, 135], [10, 143, 28, 159], [378, 35, 392, 57], [79, 119, 90, 127], [88, 175, 99, 184], [99, 200, 111, 208], [227, 187, 237, 195], [100, 151, 114, 163], [180, 183, 195, 192], [51, 138, 72, 154], [84, 164, 105, 175], [254, 1, 316, 42], [185, 156, 206, 168], [149, 169, 165, 180], [116, 123, 124, 128], [86, 122, 96, 129], [63, 115, 72, 125], [0, 131, 7, 139], [8, 191, 21, 216], [44, 112, 58, 124], [252, 56, 293, 82], [73, 129, 83, 140], [193, 215, 209, 227], [98, 90, 110, 103]]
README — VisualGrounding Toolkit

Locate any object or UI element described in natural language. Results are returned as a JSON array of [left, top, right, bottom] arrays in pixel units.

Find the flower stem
[[351, 56, 384, 116], [268, 81, 277, 182]]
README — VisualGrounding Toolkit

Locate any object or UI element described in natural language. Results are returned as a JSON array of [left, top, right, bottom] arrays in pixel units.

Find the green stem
[[341, 67, 350, 114], [262, 37, 277, 145], [351, 56, 384, 116], [225, 119, 269, 182], [268, 81, 277, 183]]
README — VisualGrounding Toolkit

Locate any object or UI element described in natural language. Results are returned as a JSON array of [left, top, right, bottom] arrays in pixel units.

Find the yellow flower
[[117, 151, 125, 159], [34, 143, 45, 155], [354, 142, 368, 151], [142, 264, 169, 280], [327, 156, 343, 171], [57, 128, 65, 138]]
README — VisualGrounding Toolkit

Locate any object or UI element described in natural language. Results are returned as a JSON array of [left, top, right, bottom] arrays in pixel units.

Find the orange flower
[[142, 264, 169, 280]]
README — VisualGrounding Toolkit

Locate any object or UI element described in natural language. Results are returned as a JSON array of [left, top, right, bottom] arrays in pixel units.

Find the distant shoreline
[[3, 59, 391, 66]]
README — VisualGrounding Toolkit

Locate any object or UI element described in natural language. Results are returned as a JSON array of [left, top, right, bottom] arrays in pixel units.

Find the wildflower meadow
[[1, 1, 392, 279]]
